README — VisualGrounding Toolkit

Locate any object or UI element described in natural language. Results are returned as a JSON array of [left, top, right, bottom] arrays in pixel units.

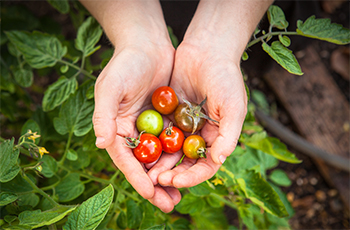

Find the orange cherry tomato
[[152, 86, 179, 115], [183, 135, 207, 159], [159, 123, 185, 154]]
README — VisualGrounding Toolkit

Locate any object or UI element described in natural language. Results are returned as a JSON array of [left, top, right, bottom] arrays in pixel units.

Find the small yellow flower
[[28, 131, 41, 141], [38, 147, 49, 157], [211, 177, 224, 186]]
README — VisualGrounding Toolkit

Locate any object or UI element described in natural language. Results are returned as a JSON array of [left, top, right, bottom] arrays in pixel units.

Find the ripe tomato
[[152, 86, 179, 115], [136, 109, 163, 137], [174, 102, 206, 133], [125, 132, 163, 164], [183, 135, 207, 159], [159, 123, 184, 153]]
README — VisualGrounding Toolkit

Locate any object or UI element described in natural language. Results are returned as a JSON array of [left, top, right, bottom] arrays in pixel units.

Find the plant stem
[[59, 131, 73, 165], [210, 193, 238, 211], [58, 59, 96, 80], [21, 171, 59, 207], [247, 31, 298, 48]]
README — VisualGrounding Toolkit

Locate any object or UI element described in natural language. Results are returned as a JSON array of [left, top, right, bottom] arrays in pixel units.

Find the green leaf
[[12, 65, 33, 88], [60, 64, 69, 73], [5, 31, 67, 69], [279, 34, 291, 47], [139, 202, 157, 229], [40, 155, 58, 178], [75, 17, 103, 57], [175, 193, 206, 214], [267, 5, 289, 30], [188, 182, 213, 196], [56, 173, 85, 202], [65, 148, 91, 169], [171, 218, 191, 230], [7, 42, 21, 57], [145, 225, 166, 230], [116, 211, 127, 229], [17, 193, 40, 207], [0, 174, 34, 194], [269, 169, 292, 187], [18, 206, 76, 228], [242, 51, 249, 61], [0, 138, 20, 183], [243, 135, 301, 164], [0, 192, 18, 206], [297, 15, 350, 45], [47, 0, 70, 14], [237, 170, 289, 217], [67, 149, 78, 161], [53, 82, 94, 137], [86, 85, 94, 100], [192, 206, 228, 230], [42, 76, 78, 112], [63, 184, 114, 230], [126, 199, 143, 229], [262, 41, 303, 75]]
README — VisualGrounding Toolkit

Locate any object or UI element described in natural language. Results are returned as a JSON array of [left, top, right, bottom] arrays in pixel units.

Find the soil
[[2, 1, 350, 229]]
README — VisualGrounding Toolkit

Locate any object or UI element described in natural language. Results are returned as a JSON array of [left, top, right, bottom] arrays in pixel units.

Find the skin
[[79, 0, 273, 213]]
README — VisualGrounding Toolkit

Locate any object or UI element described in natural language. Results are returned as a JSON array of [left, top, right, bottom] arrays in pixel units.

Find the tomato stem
[[197, 147, 207, 158]]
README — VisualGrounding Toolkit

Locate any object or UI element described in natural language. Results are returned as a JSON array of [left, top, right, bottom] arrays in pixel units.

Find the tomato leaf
[[40, 155, 58, 178], [139, 202, 157, 230], [192, 206, 228, 230], [267, 5, 289, 30], [0, 138, 20, 183], [0, 192, 18, 206], [63, 184, 114, 230], [297, 16, 350, 45], [262, 41, 303, 75], [53, 81, 94, 137], [12, 65, 33, 88], [269, 169, 292, 187], [18, 206, 76, 228], [47, 0, 70, 14], [126, 199, 143, 230], [55, 173, 85, 202], [42, 76, 78, 112], [237, 170, 289, 218], [17, 193, 40, 208], [175, 193, 206, 214], [75, 17, 103, 57], [5, 31, 67, 69]]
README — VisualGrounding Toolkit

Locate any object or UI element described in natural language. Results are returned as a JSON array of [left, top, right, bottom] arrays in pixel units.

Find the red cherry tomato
[[152, 86, 179, 115], [183, 135, 207, 159], [126, 133, 163, 163], [159, 123, 185, 154]]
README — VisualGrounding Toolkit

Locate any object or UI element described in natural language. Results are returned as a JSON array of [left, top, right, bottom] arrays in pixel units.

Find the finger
[[158, 157, 196, 186], [148, 185, 181, 213], [172, 149, 221, 188], [210, 103, 247, 165], [93, 74, 121, 149], [107, 136, 154, 199], [147, 151, 184, 185]]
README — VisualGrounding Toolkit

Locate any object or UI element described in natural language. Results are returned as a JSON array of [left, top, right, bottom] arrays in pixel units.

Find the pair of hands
[[83, 0, 272, 213], [93, 38, 247, 213]]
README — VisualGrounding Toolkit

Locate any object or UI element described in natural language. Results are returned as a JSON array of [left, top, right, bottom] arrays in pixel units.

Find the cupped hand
[[148, 40, 248, 189], [93, 41, 181, 212]]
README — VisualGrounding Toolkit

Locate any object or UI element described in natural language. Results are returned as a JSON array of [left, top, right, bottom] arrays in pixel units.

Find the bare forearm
[[79, 0, 170, 47]]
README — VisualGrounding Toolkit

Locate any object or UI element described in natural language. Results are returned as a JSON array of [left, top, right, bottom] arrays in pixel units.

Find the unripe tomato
[[152, 86, 179, 115], [126, 133, 163, 164], [136, 109, 163, 137], [183, 135, 207, 159], [159, 123, 184, 154]]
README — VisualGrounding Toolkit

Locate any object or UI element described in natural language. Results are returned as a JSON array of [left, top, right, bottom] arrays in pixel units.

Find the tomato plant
[[152, 86, 179, 115], [125, 132, 162, 164], [183, 135, 207, 159], [136, 109, 163, 137], [159, 122, 184, 153]]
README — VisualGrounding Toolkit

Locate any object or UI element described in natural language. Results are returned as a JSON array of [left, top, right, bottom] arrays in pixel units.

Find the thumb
[[210, 108, 246, 164], [93, 78, 120, 149]]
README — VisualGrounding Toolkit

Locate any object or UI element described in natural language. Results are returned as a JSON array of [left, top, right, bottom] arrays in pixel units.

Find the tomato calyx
[[197, 147, 207, 159], [124, 131, 144, 148], [165, 122, 174, 136], [182, 96, 219, 134]]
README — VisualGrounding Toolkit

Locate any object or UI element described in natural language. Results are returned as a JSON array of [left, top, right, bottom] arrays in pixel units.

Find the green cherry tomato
[[136, 109, 164, 136]]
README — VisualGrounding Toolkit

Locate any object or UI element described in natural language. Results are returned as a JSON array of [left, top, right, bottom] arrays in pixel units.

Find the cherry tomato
[[136, 109, 163, 136], [125, 133, 163, 163], [183, 135, 207, 159], [174, 102, 206, 133], [159, 123, 185, 153], [152, 86, 179, 115]]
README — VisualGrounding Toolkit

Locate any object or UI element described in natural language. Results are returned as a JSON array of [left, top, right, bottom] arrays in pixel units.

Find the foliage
[[1, 2, 349, 229]]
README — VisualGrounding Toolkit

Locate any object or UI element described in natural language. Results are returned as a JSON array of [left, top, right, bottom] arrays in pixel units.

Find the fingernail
[[95, 137, 105, 146], [219, 155, 227, 164]]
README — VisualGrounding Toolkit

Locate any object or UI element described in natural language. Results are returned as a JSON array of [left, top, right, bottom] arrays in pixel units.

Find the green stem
[[58, 59, 96, 80], [210, 193, 238, 211], [21, 171, 59, 207], [247, 31, 298, 48], [109, 170, 120, 183], [59, 131, 73, 165]]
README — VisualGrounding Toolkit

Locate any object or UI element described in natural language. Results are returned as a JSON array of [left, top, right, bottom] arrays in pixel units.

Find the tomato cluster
[[125, 86, 218, 163]]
